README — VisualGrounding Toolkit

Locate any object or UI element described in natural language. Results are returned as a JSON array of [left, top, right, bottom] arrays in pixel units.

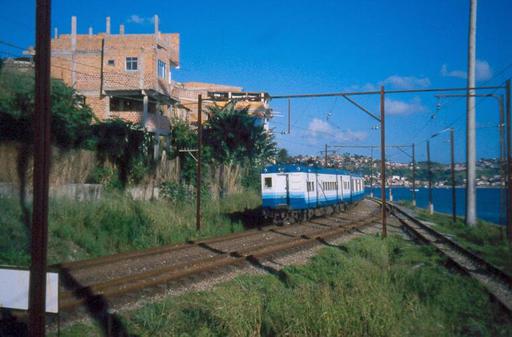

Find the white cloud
[[440, 64, 467, 79], [440, 59, 493, 81], [348, 83, 378, 92], [127, 15, 155, 25], [381, 75, 431, 89], [308, 118, 332, 135], [385, 97, 427, 115], [348, 74, 430, 92], [307, 118, 367, 142], [476, 59, 493, 81]]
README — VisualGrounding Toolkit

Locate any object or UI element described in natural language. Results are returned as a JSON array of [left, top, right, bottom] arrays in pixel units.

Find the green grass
[[397, 203, 512, 275], [0, 190, 261, 266], [55, 235, 512, 337]]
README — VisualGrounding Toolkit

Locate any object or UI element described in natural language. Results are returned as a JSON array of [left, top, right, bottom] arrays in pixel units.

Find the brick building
[[51, 15, 179, 138], [171, 82, 271, 130]]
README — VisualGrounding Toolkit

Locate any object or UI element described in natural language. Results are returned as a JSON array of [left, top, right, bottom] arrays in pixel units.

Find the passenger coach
[[261, 164, 365, 223]]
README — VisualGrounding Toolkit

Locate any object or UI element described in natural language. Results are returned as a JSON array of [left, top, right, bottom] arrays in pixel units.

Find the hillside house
[[172, 82, 271, 130], [50, 15, 179, 140]]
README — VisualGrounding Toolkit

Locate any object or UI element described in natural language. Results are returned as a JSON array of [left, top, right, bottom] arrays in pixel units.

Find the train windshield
[[264, 177, 272, 188]]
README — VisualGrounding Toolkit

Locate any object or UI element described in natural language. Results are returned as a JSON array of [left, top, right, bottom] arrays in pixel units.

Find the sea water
[[367, 187, 506, 225]]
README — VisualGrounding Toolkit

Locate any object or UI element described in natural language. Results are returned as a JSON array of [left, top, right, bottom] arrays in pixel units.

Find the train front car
[[261, 165, 365, 224], [261, 164, 306, 224]]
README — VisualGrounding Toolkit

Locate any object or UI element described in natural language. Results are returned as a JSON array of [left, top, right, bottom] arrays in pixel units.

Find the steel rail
[[53, 205, 360, 272], [58, 209, 380, 311], [386, 202, 512, 312]]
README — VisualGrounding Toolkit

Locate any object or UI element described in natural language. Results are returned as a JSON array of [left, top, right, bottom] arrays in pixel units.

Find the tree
[[0, 68, 95, 235], [92, 118, 155, 188], [0, 69, 94, 148], [169, 117, 197, 183], [204, 103, 277, 197], [277, 148, 290, 163], [205, 103, 276, 166]]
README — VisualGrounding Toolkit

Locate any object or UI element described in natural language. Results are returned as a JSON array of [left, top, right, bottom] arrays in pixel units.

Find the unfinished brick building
[[172, 82, 271, 130], [51, 15, 179, 138]]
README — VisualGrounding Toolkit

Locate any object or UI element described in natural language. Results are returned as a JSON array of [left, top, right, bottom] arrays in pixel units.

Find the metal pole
[[466, 0, 478, 226], [412, 143, 416, 207], [498, 95, 506, 227], [324, 144, 328, 167], [196, 94, 202, 231], [450, 128, 457, 223], [380, 86, 387, 238], [506, 79, 511, 242], [29, 0, 52, 335], [370, 147, 374, 198], [389, 176, 393, 202], [427, 140, 434, 215], [287, 98, 291, 134]]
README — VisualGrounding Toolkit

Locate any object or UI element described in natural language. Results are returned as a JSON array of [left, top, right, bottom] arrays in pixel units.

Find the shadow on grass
[[59, 268, 138, 337], [0, 309, 28, 337], [244, 255, 290, 284]]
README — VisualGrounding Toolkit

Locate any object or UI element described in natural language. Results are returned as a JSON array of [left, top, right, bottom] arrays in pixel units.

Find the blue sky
[[1, 0, 511, 163]]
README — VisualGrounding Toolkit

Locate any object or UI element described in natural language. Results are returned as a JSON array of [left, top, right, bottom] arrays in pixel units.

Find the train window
[[307, 181, 315, 192], [264, 177, 272, 188]]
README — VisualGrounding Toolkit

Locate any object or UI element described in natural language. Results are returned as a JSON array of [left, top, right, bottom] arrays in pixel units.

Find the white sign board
[[0, 268, 59, 313]]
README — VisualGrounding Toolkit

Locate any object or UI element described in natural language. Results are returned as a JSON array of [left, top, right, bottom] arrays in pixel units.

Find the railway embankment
[[0, 190, 261, 267], [397, 202, 512, 275], [56, 229, 512, 337]]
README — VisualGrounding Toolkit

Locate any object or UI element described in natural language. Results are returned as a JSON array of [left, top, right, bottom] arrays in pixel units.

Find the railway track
[[386, 201, 512, 312], [54, 200, 381, 317]]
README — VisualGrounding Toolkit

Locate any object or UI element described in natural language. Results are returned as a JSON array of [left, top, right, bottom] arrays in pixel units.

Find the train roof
[[262, 164, 362, 177]]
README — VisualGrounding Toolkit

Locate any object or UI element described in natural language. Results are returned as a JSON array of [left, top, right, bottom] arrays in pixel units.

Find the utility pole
[[287, 98, 291, 134], [196, 95, 202, 231], [324, 144, 328, 167], [427, 140, 434, 215], [498, 95, 506, 227], [29, 0, 52, 336], [389, 177, 393, 202], [370, 147, 374, 198], [466, 0, 478, 226], [412, 143, 416, 207], [506, 79, 511, 242], [450, 128, 457, 223], [380, 86, 387, 238]]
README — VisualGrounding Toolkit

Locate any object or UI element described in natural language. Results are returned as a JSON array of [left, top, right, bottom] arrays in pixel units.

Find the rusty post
[[380, 86, 387, 238], [450, 128, 457, 223], [324, 144, 328, 167], [506, 79, 511, 242], [427, 140, 434, 215], [370, 147, 374, 197], [498, 95, 506, 227], [287, 98, 291, 134], [196, 94, 202, 231], [29, 0, 52, 336], [412, 143, 416, 207]]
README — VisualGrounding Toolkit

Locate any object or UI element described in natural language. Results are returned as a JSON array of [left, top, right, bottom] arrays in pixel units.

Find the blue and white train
[[261, 164, 365, 223]]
